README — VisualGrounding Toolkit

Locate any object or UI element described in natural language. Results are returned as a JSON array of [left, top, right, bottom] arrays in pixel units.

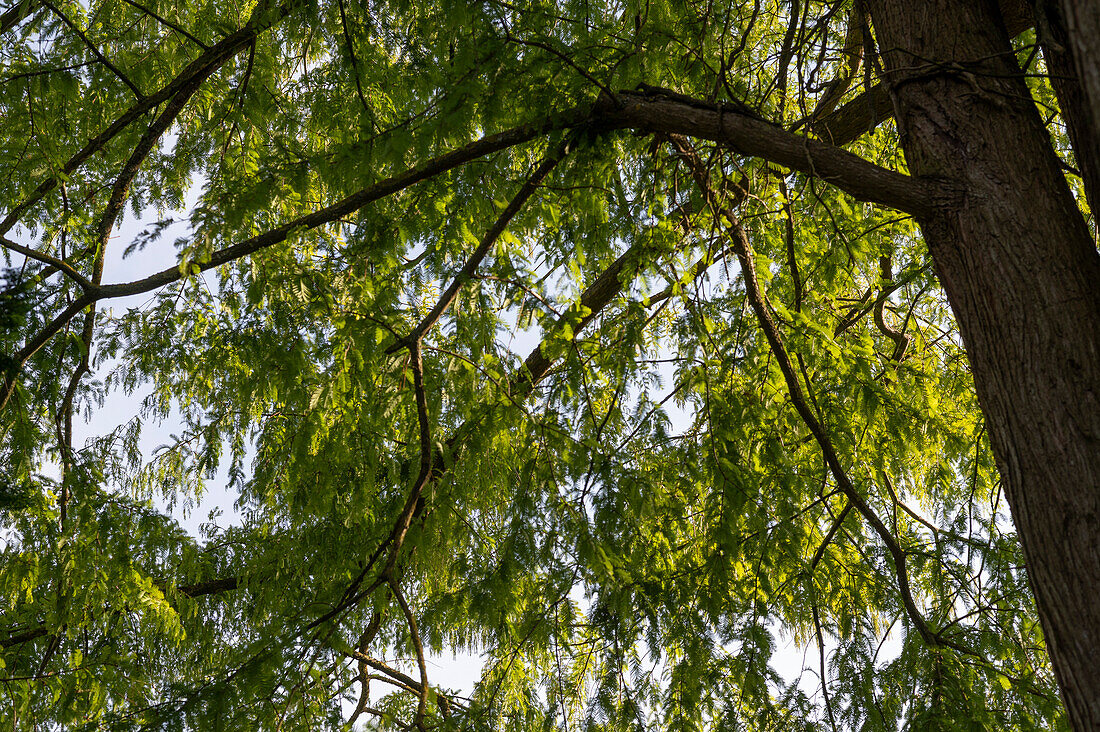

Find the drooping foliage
[[0, 0, 1077, 729]]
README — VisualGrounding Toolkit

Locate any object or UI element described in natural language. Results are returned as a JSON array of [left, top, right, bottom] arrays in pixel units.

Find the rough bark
[[598, 92, 948, 218], [1037, 0, 1100, 218], [865, 0, 1100, 726], [810, 0, 1032, 146], [812, 83, 895, 145]]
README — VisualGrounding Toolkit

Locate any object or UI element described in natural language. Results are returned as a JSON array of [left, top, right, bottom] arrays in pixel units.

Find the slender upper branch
[[0, 0, 293, 235], [388, 138, 572, 354], [118, 0, 209, 49], [39, 0, 143, 98]]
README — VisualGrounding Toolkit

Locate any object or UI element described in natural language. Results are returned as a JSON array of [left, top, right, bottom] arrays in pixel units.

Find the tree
[[0, 0, 1097, 728]]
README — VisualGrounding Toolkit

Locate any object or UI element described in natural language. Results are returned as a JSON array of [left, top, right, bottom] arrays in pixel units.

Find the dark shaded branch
[[518, 243, 639, 389], [0, 235, 92, 289], [811, 501, 853, 571], [1, 625, 47, 649], [335, 0, 371, 119], [2, 296, 88, 410], [383, 341, 434, 578], [177, 577, 239, 597], [774, 0, 801, 106], [600, 90, 955, 218], [95, 36, 217, 251], [0, 0, 39, 37], [778, 176, 802, 311], [808, 4, 867, 123], [516, 205, 719, 391], [813, 604, 838, 732], [307, 343, 438, 631]]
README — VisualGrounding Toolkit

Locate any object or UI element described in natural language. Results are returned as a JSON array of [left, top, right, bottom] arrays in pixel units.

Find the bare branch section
[[600, 90, 954, 218], [811, 84, 893, 145], [0, 235, 92, 289], [341, 649, 456, 717], [388, 577, 429, 730]]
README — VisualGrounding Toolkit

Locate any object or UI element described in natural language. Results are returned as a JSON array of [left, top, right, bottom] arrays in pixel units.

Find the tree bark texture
[[1038, 0, 1100, 218], [865, 0, 1100, 726]]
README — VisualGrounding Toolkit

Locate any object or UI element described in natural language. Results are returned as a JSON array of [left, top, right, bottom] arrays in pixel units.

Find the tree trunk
[[1037, 0, 1100, 217], [865, 0, 1100, 727]]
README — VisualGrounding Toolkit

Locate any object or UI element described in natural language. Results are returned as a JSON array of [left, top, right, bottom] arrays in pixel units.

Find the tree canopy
[[0, 0, 1095, 729]]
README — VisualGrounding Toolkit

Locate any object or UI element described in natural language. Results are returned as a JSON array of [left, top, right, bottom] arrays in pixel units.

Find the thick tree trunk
[[865, 0, 1100, 727], [1038, 0, 1100, 217]]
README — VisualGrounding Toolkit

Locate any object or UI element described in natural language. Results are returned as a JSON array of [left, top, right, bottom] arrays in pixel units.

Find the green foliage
[[0, 0, 1075, 729]]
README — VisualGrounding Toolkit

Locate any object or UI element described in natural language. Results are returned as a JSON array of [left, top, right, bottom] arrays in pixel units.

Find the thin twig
[[811, 501, 852, 571], [39, 0, 143, 97], [335, 0, 372, 121], [813, 604, 838, 732], [388, 577, 430, 730], [388, 137, 572, 354]]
